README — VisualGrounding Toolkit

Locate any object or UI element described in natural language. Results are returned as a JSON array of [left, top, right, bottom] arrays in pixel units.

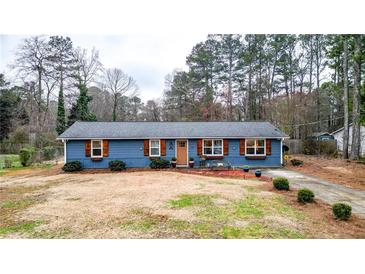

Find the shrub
[[291, 159, 303, 166], [62, 161, 82, 172], [273, 177, 290, 190], [171, 157, 177, 161], [108, 160, 126, 171], [297, 188, 314, 203], [4, 158, 13, 168], [303, 140, 337, 156], [19, 147, 36, 167], [189, 157, 194, 161], [42, 146, 56, 160], [150, 158, 170, 169], [332, 203, 352, 220]]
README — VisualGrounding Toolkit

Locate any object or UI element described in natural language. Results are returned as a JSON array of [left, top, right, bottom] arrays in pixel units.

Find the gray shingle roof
[[57, 121, 289, 139]]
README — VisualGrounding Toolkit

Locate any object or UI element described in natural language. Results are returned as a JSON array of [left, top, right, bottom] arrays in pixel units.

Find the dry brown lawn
[[1, 167, 364, 239]]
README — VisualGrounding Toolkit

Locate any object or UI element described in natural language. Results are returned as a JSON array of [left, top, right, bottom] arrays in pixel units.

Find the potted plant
[[255, 169, 262, 178], [171, 157, 177, 168], [243, 165, 250, 172], [189, 157, 195, 168]]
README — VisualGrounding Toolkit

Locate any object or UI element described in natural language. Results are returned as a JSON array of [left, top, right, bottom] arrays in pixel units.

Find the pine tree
[[350, 35, 362, 160], [68, 83, 96, 126], [48, 36, 75, 134], [56, 88, 66, 134], [342, 35, 350, 159]]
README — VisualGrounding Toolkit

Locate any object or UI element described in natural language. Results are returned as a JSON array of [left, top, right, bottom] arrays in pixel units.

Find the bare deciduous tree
[[13, 36, 52, 132], [101, 68, 138, 121], [73, 47, 102, 86]]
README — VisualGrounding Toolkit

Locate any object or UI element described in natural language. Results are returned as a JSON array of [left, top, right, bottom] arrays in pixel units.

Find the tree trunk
[[113, 94, 118, 121], [315, 35, 321, 132], [228, 39, 233, 121], [342, 36, 350, 159], [350, 35, 362, 160], [309, 36, 313, 93]]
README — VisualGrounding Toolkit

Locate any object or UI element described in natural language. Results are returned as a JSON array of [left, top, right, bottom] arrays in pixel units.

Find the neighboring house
[[306, 132, 334, 141], [331, 124, 365, 156], [57, 121, 289, 168]]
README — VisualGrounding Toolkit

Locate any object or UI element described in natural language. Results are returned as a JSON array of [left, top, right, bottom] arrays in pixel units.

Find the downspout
[[62, 139, 67, 164], [280, 138, 283, 166]]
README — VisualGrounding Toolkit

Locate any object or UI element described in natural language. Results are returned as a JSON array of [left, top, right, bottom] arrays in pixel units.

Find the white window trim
[[91, 139, 103, 158], [202, 139, 224, 156], [245, 139, 266, 156], [149, 139, 161, 157]]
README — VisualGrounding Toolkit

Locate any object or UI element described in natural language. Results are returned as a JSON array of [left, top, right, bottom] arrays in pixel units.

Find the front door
[[176, 140, 188, 166]]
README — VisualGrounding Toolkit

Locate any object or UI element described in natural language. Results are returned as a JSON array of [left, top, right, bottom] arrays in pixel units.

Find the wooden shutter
[[266, 139, 272, 155], [239, 139, 245, 155], [85, 140, 91, 157], [160, 139, 166, 156], [223, 139, 229, 155], [197, 139, 202, 155], [103, 140, 109, 157], [144, 140, 149, 156]]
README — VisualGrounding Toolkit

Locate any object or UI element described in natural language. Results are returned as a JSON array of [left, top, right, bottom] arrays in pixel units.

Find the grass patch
[[234, 196, 265, 218], [0, 220, 42, 236], [169, 194, 215, 208], [1, 199, 36, 209], [0, 163, 53, 176], [167, 192, 306, 239], [192, 223, 218, 238], [120, 208, 191, 236], [243, 186, 262, 193], [31, 228, 72, 239], [0, 154, 21, 169], [221, 223, 304, 239], [121, 218, 159, 231], [167, 219, 190, 231]]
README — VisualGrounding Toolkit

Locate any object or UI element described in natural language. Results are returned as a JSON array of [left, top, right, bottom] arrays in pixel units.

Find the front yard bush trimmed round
[[297, 188, 314, 203], [273, 177, 289, 190], [150, 158, 170, 169], [332, 203, 352, 220], [109, 160, 126, 171], [62, 161, 82, 172]]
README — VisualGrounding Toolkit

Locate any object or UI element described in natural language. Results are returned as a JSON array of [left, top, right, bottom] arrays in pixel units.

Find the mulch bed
[[173, 169, 272, 182], [71, 167, 272, 182]]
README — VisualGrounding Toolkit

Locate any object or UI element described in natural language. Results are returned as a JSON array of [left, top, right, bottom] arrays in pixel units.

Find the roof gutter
[[57, 136, 290, 140]]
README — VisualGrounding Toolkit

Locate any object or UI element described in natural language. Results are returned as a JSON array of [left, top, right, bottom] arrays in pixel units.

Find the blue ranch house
[[57, 121, 289, 169]]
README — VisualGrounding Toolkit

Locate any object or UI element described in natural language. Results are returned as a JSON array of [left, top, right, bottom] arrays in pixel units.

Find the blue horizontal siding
[[66, 138, 282, 168]]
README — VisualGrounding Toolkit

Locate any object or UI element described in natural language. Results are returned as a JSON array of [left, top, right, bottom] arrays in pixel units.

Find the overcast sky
[[0, 34, 206, 101]]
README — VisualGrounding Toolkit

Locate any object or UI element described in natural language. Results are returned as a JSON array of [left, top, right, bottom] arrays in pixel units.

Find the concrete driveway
[[263, 169, 365, 217]]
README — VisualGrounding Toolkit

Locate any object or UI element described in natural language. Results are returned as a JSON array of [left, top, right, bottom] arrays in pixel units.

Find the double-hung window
[[149, 140, 160, 157], [91, 140, 103, 157], [245, 139, 265, 156], [203, 139, 223, 156]]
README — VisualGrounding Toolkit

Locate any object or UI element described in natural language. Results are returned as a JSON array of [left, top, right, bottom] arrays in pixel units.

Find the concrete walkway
[[263, 169, 365, 217]]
